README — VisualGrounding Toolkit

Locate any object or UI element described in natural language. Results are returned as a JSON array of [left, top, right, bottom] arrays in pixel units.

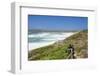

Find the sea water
[[28, 32, 74, 51]]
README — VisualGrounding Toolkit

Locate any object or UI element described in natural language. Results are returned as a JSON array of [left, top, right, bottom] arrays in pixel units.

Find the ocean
[[28, 32, 74, 51]]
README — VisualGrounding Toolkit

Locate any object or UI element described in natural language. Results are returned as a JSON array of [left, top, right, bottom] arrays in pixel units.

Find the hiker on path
[[67, 44, 75, 59]]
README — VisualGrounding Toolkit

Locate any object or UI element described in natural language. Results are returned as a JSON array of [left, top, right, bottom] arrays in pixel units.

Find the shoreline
[[28, 32, 75, 51]]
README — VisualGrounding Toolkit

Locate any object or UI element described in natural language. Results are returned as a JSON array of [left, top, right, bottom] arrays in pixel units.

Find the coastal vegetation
[[28, 30, 88, 60]]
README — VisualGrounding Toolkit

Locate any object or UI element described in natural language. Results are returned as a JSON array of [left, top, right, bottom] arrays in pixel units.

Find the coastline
[[28, 30, 88, 60], [28, 32, 75, 51]]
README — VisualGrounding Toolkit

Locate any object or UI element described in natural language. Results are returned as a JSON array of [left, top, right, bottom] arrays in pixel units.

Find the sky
[[28, 15, 88, 31]]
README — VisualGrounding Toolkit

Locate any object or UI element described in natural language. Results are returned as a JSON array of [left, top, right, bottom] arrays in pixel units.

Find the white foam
[[28, 32, 75, 51], [28, 33, 49, 38]]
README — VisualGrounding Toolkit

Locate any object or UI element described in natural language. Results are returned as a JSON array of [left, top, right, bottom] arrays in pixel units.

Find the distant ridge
[[28, 29, 87, 34]]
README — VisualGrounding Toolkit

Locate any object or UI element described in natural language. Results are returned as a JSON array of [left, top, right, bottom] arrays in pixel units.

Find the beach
[[28, 32, 75, 51]]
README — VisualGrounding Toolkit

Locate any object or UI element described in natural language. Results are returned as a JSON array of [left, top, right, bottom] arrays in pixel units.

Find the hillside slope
[[28, 30, 88, 60]]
